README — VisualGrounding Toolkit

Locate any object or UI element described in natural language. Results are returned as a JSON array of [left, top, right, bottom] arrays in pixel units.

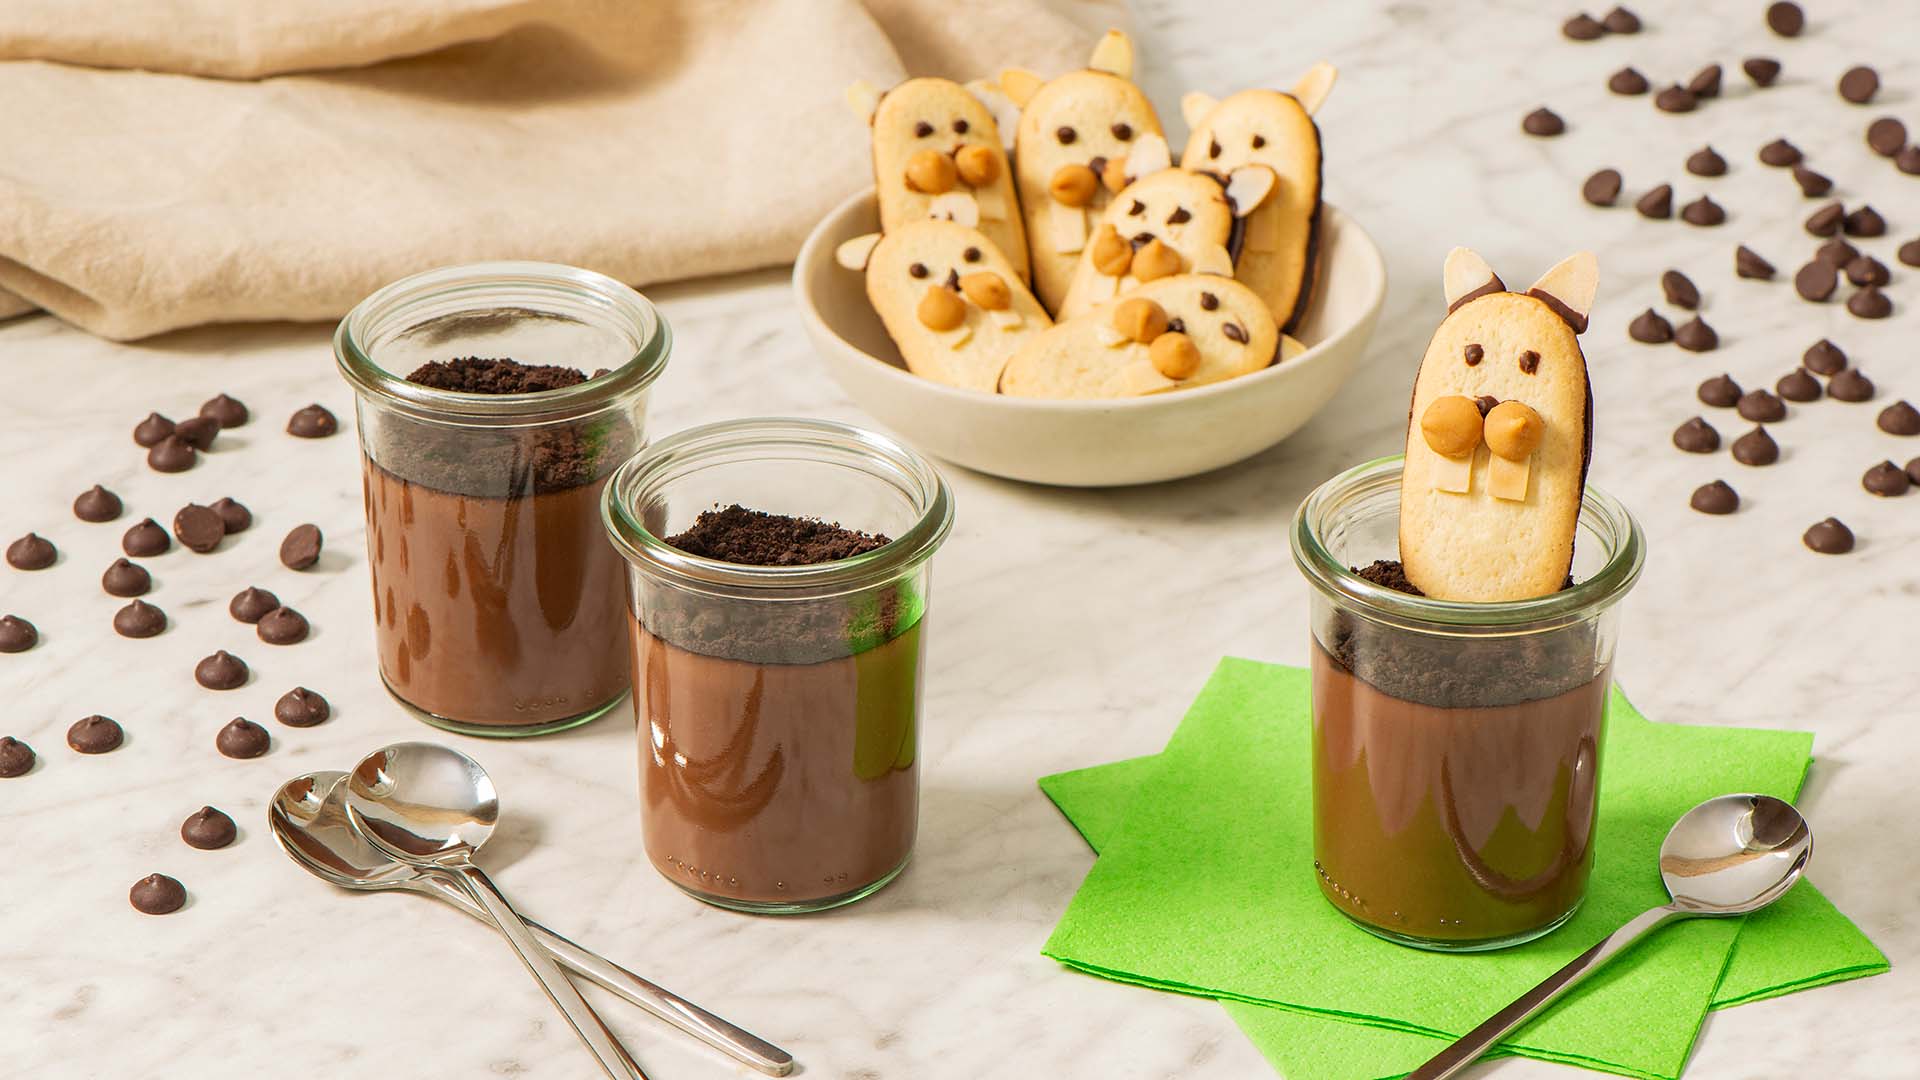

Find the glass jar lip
[[603, 417, 955, 593], [1290, 455, 1645, 628], [334, 260, 670, 424]]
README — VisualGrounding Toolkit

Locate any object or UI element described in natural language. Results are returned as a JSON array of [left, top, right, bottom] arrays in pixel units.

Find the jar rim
[[1290, 455, 1644, 629], [603, 417, 955, 594], [334, 260, 670, 424]]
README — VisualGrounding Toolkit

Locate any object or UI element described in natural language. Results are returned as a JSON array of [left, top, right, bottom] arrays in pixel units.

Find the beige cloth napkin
[[0, 0, 1118, 340]]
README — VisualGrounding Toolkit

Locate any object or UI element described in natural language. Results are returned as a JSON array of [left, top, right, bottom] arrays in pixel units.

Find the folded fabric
[[0, 0, 1116, 339], [1041, 659, 1888, 1080]]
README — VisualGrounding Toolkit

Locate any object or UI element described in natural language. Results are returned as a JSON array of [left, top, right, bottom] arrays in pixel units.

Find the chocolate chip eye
[[1111, 122, 1133, 141], [1167, 206, 1191, 225], [963, 246, 981, 263], [913, 121, 933, 137], [1464, 343, 1483, 366], [1252, 134, 1267, 149], [1209, 137, 1221, 159], [1199, 291, 1219, 310], [1128, 199, 1145, 215], [1519, 350, 1541, 374], [953, 118, 969, 134], [1056, 126, 1077, 144], [908, 262, 929, 278], [1222, 322, 1249, 343]]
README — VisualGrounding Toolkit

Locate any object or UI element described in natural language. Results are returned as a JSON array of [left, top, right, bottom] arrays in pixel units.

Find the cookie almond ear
[[845, 80, 880, 124], [835, 232, 882, 271], [1289, 62, 1338, 115], [1526, 251, 1599, 334], [998, 68, 1044, 108], [1087, 29, 1134, 78], [964, 78, 1021, 151], [1180, 90, 1219, 129], [1442, 247, 1506, 312]]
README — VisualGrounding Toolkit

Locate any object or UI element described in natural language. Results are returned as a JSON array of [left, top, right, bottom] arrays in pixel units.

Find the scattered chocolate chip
[[1838, 66, 1879, 105], [1792, 166, 1833, 197], [1899, 147, 1920, 175], [1908, 457, 1920, 485], [1816, 238, 1859, 267], [73, 485, 123, 523], [172, 504, 225, 554], [1673, 416, 1721, 453], [0, 736, 33, 777], [1777, 369, 1823, 402], [1901, 239, 1920, 267], [133, 412, 175, 448], [1803, 518, 1854, 555], [129, 873, 186, 915], [1805, 339, 1847, 375], [1636, 184, 1673, 218], [1733, 426, 1780, 465], [1582, 168, 1623, 206], [1523, 108, 1565, 136], [6, 533, 55, 571], [1868, 117, 1908, 157], [1765, 1, 1803, 36], [1829, 368, 1875, 402], [286, 404, 338, 438], [1563, 12, 1606, 39], [102, 558, 151, 598], [1464, 343, 1484, 365], [257, 606, 310, 646], [173, 415, 219, 451], [1738, 389, 1787, 423], [194, 650, 248, 691], [1690, 480, 1739, 515], [279, 524, 322, 570], [67, 715, 123, 754], [1848, 286, 1892, 319], [216, 718, 270, 759], [229, 587, 279, 624], [1681, 196, 1725, 226], [1675, 316, 1718, 351], [275, 687, 331, 728], [1629, 309, 1673, 343], [1878, 400, 1920, 435], [0, 614, 36, 654], [1654, 85, 1696, 113], [1743, 57, 1781, 87], [112, 600, 167, 639], [122, 518, 170, 557], [1735, 246, 1776, 279], [1608, 67, 1650, 95], [209, 497, 251, 534], [1864, 461, 1911, 496], [1846, 255, 1890, 287], [1222, 322, 1249, 344], [1686, 146, 1727, 176], [147, 435, 197, 473], [1759, 139, 1802, 167], [199, 394, 248, 428], [1844, 205, 1886, 237], [1661, 270, 1700, 309], [181, 806, 236, 850], [1794, 260, 1837, 301], [1806, 202, 1845, 236], [1602, 6, 1640, 32], [1687, 64, 1723, 98], [1699, 374, 1743, 407]]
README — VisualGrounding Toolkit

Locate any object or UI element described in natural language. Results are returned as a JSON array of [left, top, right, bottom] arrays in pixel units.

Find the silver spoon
[[269, 770, 794, 1076], [1410, 793, 1812, 1080], [344, 742, 646, 1080]]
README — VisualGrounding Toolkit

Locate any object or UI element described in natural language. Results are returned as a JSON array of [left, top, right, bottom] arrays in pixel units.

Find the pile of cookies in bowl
[[795, 30, 1385, 486]]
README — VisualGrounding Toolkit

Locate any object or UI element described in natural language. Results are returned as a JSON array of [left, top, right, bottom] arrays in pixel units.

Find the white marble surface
[[2, 2, 1916, 1077]]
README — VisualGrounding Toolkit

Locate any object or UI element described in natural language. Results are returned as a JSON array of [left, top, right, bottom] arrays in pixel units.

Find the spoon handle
[[445, 861, 649, 1080], [1406, 904, 1683, 1080]]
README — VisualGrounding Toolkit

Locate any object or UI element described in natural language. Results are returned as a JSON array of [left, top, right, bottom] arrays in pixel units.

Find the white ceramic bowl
[[793, 188, 1386, 487]]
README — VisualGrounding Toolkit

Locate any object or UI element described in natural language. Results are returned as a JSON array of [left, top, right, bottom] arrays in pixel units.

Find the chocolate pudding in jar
[[604, 420, 953, 914], [337, 262, 668, 736]]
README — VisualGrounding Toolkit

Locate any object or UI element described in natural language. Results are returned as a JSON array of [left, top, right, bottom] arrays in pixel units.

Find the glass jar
[[1291, 457, 1644, 951], [335, 261, 669, 737], [602, 418, 954, 914]]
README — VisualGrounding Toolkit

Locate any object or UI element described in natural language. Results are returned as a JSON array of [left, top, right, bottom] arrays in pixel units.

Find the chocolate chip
[[1829, 368, 1875, 402], [1899, 147, 1920, 175], [194, 650, 248, 691], [1743, 57, 1781, 87], [257, 607, 310, 646], [1690, 480, 1739, 515], [1680, 196, 1726, 226], [181, 806, 236, 850], [1602, 6, 1640, 32], [1629, 309, 1673, 343], [1794, 260, 1837, 301], [1901, 239, 1920, 268], [1166, 207, 1191, 225], [122, 518, 171, 557], [1816, 238, 1859, 267], [1765, 1, 1803, 36], [912, 121, 932, 137], [1198, 292, 1219, 311], [1735, 246, 1776, 279], [67, 715, 123, 754], [199, 394, 248, 428], [215, 717, 269, 759], [1737, 390, 1786, 423], [1845, 255, 1889, 287], [1804, 339, 1846, 375], [943, 266, 962, 288], [1661, 270, 1700, 309], [1687, 65, 1722, 98], [275, 687, 331, 728], [1843, 205, 1886, 237], [1792, 166, 1832, 197], [173, 415, 219, 451], [1848, 286, 1892, 319], [172, 504, 225, 554], [1208, 138, 1220, 159], [1563, 12, 1605, 39], [1088, 155, 1109, 178], [1699, 374, 1743, 407], [1518, 350, 1541, 374], [1055, 126, 1076, 145], [1166, 317, 1185, 334], [1523, 108, 1565, 136], [1759, 139, 1802, 167], [133, 412, 175, 448], [1673, 416, 1721, 453], [229, 586, 279, 624], [1776, 369, 1822, 402], [112, 599, 166, 639], [1222, 323, 1249, 344], [210, 497, 251, 534], [1582, 168, 1623, 206], [1675, 316, 1718, 351], [1878, 400, 1920, 435], [1685, 146, 1727, 176], [1864, 461, 1911, 496], [1838, 66, 1879, 105], [1636, 184, 1673, 219], [1110, 122, 1132, 141], [1126, 200, 1145, 216], [1868, 117, 1907, 157], [1654, 85, 1696, 113], [102, 558, 151, 598], [6, 533, 55, 571], [952, 119, 968, 134], [0, 615, 37, 654], [129, 874, 186, 915], [286, 404, 337, 438], [962, 246, 981, 262], [1608, 67, 1649, 95], [907, 263, 927, 279], [1805, 202, 1845, 236], [147, 435, 197, 473], [1732, 425, 1780, 466], [1464, 343, 1484, 365], [279, 524, 322, 570], [0, 736, 33, 778], [1251, 135, 1265, 149], [1803, 518, 1854, 555], [1908, 457, 1920, 485], [73, 485, 123, 523]]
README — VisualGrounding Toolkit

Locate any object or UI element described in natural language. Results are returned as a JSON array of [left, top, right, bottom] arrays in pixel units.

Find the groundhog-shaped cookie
[[1179, 62, 1335, 333], [848, 76, 1029, 284], [998, 30, 1167, 314], [1055, 166, 1273, 320], [838, 221, 1052, 393], [1000, 274, 1293, 399], [1400, 248, 1598, 602]]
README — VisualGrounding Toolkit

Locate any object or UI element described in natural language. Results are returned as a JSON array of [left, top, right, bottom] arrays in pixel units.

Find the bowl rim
[[791, 185, 1387, 412]]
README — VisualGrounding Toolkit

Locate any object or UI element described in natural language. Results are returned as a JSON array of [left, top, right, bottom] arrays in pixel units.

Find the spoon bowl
[[345, 741, 499, 860], [1658, 793, 1812, 914]]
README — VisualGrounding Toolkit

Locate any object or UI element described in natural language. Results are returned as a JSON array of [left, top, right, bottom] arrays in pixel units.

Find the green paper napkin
[[1041, 659, 1888, 1080]]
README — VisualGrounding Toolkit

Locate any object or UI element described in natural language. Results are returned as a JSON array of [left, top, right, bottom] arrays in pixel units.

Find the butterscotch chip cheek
[[1131, 238, 1182, 282], [1420, 396, 1484, 458], [1484, 401, 1545, 459], [1111, 297, 1169, 343], [904, 149, 957, 194], [1048, 164, 1098, 207], [1090, 226, 1132, 276], [916, 286, 966, 330], [958, 272, 1010, 311], [1149, 333, 1202, 379], [953, 145, 999, 187]]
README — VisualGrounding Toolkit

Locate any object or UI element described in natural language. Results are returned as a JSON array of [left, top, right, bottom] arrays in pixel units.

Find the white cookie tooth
[[1048, 203, 1088, 253]]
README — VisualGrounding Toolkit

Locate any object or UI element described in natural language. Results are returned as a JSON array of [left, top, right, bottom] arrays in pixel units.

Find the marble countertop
[[1, 2, 1915, 1076]]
